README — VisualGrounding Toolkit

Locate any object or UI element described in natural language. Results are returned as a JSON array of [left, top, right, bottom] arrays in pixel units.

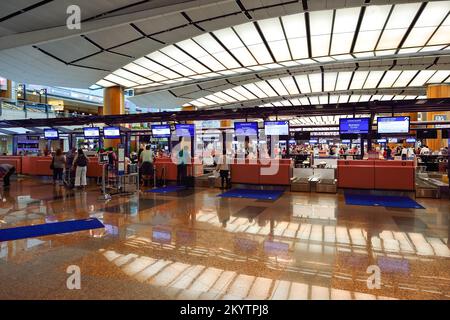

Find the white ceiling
[[1, 0, 449, 112]]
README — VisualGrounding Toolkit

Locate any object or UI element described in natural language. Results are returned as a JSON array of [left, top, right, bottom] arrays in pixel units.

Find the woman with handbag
[[72, 149, 88, 189], [52, 149, 66, 185]]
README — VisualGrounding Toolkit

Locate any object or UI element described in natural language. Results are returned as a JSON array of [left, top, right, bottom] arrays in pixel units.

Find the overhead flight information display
[[83, 127, 100, 138], [175, 124, 195, 137], [44, 129, 59, 140], [264, 121, 289, 136], [103, 127, 121, 139], [339, 118, 370, 134], [151, 125, 171, 137], [377, 116, 410, 134], [234, 122, 258, 136]]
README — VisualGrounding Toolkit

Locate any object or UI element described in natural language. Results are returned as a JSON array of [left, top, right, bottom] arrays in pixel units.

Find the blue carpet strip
[[0, 218, 104, 242], [218, 188, 284, 200], [344, 193, 425, 209], [146, 185, 186, 193]]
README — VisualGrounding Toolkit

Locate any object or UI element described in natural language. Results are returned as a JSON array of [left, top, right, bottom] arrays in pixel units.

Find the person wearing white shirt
[[216, 153, 231, 189], [401, 147, 408, 160], [420, 145, 430, 155]]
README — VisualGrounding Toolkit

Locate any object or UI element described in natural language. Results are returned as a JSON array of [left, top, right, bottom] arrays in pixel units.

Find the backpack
[[76, 154, 88, 167]]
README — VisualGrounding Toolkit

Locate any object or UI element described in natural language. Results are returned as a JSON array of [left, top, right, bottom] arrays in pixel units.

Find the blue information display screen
[[234, 122, 258, 136], [339, 118, 370, 134], [175, 124, 195, 137], [84, 127, 100, 138], [44, 129, 59, 140], [341, 139, 351, 143], [103, 126, 121, 139], [264, 121, 289, 136], [309, 139, 318, 144], [151, 124, 171, 137], [377, 139, 387, 143], [377, 116, 410, 134], [406, 138, 416, 143]]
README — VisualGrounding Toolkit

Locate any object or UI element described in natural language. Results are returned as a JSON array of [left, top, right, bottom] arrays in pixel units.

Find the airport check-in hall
[[0, 0, 450, 303]]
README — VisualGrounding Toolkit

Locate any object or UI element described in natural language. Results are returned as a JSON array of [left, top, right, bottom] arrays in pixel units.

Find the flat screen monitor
[[341, 139, 351, 144], [264, 121, 289, 136], [44, 129, 59, 140], [309, 139, 318, 144], [234, 122, 258, 136], [406, 138, 416, 143], [377, 116, 410, 134], [175, 124, 195, 137], [103, 126, 121, 139], [151, 124, 171, 137], [416, 129, 437, 139], [339, 118, 370, 134], [377, 139, 387, 143], [83, 127, 100, 138], [388, 138, 398, 143]]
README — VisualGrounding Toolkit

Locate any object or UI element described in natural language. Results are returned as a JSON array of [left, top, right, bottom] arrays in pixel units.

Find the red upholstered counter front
[[338, 160, 416, 191], [0, 156, 22, 174], [337, 160, 375, 189], [154, 157, 204, 181], [374, 160, 415, 191], [2, 155, 103, 177], [230, 159, 293, 186]]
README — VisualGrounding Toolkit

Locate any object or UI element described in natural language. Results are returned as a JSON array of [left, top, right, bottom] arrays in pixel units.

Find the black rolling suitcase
[[184, 165, 195, 189]]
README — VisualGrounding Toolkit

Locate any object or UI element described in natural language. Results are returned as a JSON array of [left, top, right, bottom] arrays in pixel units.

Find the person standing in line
[[72, 148, 88, 189], [140, 145, 155, 187], [216, 152, 231, 189], [386, 146, 392, 160], [52, 149, 66, 185], [177, 146, 190, 186], [0, 163, 15, 188]]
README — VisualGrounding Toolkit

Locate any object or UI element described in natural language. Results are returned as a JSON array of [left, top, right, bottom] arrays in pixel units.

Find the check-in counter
[[86, 157, 103, 178], [230, 159, 293, 186], [374, 160, 415, 191], [1, 155, 103, 177], [22, 156, 52, 176], [154, 157, 204, 181], [0, 156, 22, 174], [337, 160, 375, 189], [338, 160, 416, 191]]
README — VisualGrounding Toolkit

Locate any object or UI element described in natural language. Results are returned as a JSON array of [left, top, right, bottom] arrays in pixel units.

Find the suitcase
[[183, 165, 195, 189]]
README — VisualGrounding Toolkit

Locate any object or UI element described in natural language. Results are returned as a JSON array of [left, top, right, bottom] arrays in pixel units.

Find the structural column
[[0, 79, 14, 99], [426, 84, 450, 150], [103, 86, 125, 149]]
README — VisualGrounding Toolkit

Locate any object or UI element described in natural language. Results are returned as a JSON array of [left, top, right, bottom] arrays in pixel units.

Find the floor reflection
[[0, 177, 448, 299]]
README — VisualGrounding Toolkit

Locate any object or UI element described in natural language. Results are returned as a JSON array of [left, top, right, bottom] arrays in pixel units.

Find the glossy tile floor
[[0, 177, 449, 300]]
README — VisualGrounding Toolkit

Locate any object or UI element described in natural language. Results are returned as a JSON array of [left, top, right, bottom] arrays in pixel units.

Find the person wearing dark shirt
[[0, 164, 15, 188], [386, 147, 392, 159]]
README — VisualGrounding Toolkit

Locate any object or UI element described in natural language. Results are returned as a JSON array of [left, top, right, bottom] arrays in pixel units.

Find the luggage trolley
[[99, 151, 140, 201]]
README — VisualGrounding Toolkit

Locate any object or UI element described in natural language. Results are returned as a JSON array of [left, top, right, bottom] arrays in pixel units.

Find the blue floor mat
[[218, 188, 284, 200], [146, 185, 186, 193], [344, 193, 425, 209], [0, 218, 104, 242]]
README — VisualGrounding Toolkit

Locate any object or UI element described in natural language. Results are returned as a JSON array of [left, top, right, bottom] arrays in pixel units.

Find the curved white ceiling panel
[[96, 1, 450, 90]]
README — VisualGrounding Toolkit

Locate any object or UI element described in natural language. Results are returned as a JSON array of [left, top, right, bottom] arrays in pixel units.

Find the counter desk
[[230, 159, 293, 186], [1, 155, 104, 178], [337, 159, 415, 191]]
